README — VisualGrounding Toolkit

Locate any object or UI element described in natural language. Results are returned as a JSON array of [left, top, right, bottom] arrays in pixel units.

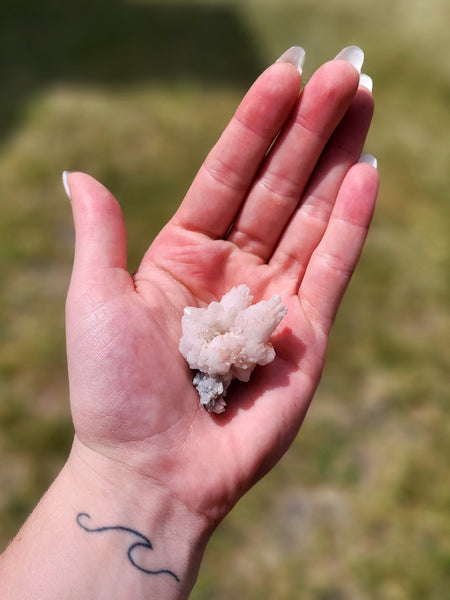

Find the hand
[[64, 49, 378, 526]]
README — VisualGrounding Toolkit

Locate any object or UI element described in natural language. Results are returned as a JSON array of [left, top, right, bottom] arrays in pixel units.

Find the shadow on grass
[[0, 0, 264, 146]]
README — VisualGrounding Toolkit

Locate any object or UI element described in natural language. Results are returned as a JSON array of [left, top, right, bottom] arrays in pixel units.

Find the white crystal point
[[179, 285, 287, 412]]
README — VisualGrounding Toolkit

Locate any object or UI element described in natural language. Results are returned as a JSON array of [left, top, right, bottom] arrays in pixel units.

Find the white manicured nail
[[334, 46, 364, 73], [359, 73, 373, 92], [359, 153, 378, 169], [276, 46, 306, 75], [62, 171, 72, 200]]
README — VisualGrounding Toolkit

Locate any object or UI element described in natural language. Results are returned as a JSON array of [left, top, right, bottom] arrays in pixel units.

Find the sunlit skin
[[65, 57, 378, 525]]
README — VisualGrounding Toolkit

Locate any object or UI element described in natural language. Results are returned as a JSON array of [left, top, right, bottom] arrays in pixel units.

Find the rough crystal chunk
[[179, 285, 287, 413]]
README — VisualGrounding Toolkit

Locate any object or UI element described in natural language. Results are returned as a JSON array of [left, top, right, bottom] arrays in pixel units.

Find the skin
[[0, 55, 378, 599]]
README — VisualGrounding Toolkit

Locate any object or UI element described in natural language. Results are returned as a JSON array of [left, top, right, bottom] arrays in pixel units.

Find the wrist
[[0, 438, 213, 600], [68, 438, 213, 595]]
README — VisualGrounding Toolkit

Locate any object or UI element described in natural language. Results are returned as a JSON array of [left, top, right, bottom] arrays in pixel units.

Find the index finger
[[171, 54, 303, 238]]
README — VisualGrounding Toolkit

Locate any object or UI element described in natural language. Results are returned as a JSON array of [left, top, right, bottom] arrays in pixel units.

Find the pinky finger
[[299, 157, 379, 333]]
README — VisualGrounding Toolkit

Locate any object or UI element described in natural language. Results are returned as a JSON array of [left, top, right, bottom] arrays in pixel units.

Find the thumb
[[63, 171, 128, 283]]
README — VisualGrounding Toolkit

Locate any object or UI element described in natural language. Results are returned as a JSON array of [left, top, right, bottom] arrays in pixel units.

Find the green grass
[[0, 0, 449, 597]]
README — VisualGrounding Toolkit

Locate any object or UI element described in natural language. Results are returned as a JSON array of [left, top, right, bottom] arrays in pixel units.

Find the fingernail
[[62, 171, 72, 200], [276, 46, 305, 75], [334, 46, 364, 73], [359, 153, 378, 169], [359, 73, 373, 92]]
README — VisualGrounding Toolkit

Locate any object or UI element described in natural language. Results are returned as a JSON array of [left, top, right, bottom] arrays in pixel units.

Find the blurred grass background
[[0, 0, 449, 597]]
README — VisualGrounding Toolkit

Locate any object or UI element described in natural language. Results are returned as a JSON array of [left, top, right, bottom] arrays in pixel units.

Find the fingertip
[[333, 46, 364, 74], [259, 59, 303, 104], [62, 171, 92, 202], [301, 58, 361, 116], [66, 172, 128, 274], [338, 158, 379, 224], [65, 171, 114, 206], [275, 46, 306, 76], [354, 156, 380, 201]]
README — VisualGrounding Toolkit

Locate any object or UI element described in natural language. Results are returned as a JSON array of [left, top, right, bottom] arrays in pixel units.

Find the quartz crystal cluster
[[179, 285, 287, 413]]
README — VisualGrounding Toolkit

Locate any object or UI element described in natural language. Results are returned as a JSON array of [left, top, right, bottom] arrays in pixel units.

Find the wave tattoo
[[76, 512, 180, 582]]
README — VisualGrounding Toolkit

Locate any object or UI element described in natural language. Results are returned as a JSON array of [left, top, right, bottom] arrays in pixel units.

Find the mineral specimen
[[179, 285, 287, 413]]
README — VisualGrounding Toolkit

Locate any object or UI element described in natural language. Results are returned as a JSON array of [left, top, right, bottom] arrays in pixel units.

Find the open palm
[[65, 54, 378, 524]]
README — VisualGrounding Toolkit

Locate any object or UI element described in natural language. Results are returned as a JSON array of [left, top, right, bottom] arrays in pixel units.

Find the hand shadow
[[212, 326, 308, 425]]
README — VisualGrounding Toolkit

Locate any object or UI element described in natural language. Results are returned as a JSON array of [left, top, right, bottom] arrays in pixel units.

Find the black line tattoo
[[76, 512, 180, 582]]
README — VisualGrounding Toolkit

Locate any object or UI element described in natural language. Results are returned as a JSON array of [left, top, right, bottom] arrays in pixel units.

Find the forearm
[[0, 440, 211, 600]]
